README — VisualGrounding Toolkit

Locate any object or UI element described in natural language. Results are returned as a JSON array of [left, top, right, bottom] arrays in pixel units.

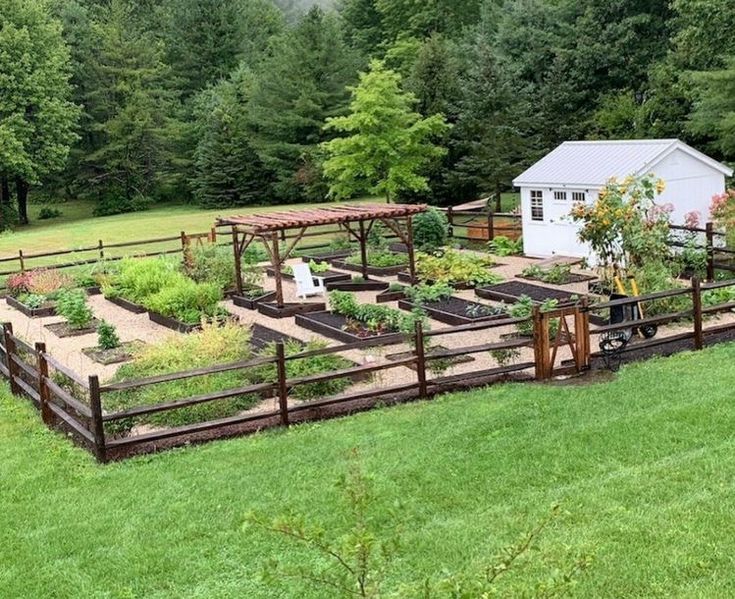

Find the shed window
[[553, 191, 567, 201], [530, 190, 544, 221], [572, 191, 586, 203]]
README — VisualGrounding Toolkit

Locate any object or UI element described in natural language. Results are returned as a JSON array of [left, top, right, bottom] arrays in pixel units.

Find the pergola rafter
[[217, 203, 427, 308]]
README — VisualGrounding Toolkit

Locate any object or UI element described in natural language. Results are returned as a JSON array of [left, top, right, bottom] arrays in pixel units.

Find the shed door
[[548, 190, 582, 257]]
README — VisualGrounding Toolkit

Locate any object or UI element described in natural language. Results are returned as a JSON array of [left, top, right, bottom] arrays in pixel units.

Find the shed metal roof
[[513, 139, 733, 188]]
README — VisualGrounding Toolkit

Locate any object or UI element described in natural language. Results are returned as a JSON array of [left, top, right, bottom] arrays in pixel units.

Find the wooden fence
[[3, 275, 735, 462], [446, 208, 522, 242]]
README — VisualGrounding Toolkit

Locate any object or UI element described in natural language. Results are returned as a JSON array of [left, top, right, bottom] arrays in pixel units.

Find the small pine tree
[[97, 321, 121, 350]]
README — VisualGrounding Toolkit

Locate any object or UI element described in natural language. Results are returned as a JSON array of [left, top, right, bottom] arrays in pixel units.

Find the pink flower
[[684, 210, 701, 229]]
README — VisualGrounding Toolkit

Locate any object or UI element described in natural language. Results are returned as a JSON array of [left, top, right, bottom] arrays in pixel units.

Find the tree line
[[1, 0, 734, 226]]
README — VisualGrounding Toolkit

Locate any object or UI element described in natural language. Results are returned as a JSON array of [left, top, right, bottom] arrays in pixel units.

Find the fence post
[[98, 239, 104, 261], [692, 277, 704, 351], [209, 227, 217, 243], [18, 249, 24, 272], [447, 207, 454, 239], [532, 306, 550, 381], [487, 211, 495, 242], [573, 300, 591, 372], [706, 222, 715, 282], [275, 342, 289, 427], [35, 342, 52, 424], [414, 321, 428, 397], [3, 323, 19, 395], [88, 375, 107, 463]]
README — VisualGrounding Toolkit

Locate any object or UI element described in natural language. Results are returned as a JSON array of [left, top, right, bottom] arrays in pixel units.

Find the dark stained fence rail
[[3, 276, 735, 462]]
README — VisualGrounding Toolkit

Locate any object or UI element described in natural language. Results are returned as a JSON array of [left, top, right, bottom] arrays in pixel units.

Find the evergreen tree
[[0, 0, 79, 225], [689, 58, 735, 159], [190, 68, 274, 207], [339, 0, 384, 56], [322, 60, 449, 202], [247, 7, 360, 202], [84, 0, 183, 214]]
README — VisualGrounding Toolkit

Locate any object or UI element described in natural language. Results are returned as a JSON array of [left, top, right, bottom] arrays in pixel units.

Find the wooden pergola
[[217, 203, 427, 308]]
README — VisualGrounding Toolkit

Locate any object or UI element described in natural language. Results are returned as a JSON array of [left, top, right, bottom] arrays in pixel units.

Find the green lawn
[[0, 199, 373, 258], [2, 345, 735, 597]]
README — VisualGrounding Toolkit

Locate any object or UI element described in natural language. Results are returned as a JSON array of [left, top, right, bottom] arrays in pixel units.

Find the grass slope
[[2, 345, 735, 597], [0, 199, 370, 257]]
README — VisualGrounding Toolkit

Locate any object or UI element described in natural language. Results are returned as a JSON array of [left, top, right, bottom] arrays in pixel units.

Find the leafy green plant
[[507, 295, 559, 337], [367, 221, 388, 250], [187, 245, 237, 291], [328, 234, 352, 251], [329, 291, 422, 335], [413, 207, 448, 251], [403, 281, 454, 305], [465, 303, 504, 319], [254, 340, 353, 400], [490, 347, 522, 368], [677, 237, 708, 279], [23, 294, 46, 309], [103, 257, 181, 303], [702, 285, 735, 307], [628, 261, 690, 316], [522, 263, 573, 284], [105, 323, 256, 434], [387, 283, 405, 293], [488, 235, 523, 257], [416, 249, 501, 286], [97, 321, 121, 350], [285, 260, 330, 275], [345, 250, 407, 268], [145, 278, 225, 324], [56, 288, 94, 329]]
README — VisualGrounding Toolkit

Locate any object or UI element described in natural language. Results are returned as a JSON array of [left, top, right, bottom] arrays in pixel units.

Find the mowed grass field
[[0, 199, 369, 257], [2, 344, 735, 597], [0, 193, 520, 258]]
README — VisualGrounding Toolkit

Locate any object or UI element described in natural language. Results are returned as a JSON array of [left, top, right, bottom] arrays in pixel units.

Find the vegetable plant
[[97, 321, 121, 350], [521, 264, 572, 285], [404, 281, 454, 305], [56, 289, 94, 329], [507, 295, 559, 337], [103, 257, 181, 303], [329, 291, 423, 335], [416, 250, 501, 286], [487, 236, 523, 257], [145, 278, 225, 325], [186, 245, 237, 291], [345, 250, 407, 268]]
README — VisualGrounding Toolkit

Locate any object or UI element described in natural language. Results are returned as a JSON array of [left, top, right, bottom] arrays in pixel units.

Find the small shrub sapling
[[56, 289, 94, 330], [97, 321, 121, 350]]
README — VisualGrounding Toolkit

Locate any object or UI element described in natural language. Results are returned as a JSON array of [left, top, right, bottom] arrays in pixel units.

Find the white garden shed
[[513, 139, 733, 259]]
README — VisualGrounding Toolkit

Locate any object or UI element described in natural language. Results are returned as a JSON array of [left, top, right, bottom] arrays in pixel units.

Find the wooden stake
[[3, 323, 19, 395], [414, 321, 427, 397], [232, 227, 243, 295]]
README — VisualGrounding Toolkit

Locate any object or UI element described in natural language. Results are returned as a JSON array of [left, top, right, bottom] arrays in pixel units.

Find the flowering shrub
[[710, 189, 735, 247], [570, 174, 671, 272], [7, 269, 72, 299]]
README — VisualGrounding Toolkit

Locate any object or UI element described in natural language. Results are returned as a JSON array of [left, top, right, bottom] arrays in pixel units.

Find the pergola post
[[358, 220, 369, 281], [406, 216, 417, 284], [231, 226, 243, 295], [271, 231, 285, 308]]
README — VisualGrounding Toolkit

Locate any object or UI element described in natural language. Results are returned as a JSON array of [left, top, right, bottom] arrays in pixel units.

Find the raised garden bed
[[326, 280, 389, 292], [6, 295, 56, 318], [106, 295, 147, 314], [82, 340, 144, 365], [249, 324, 302, 352], [148, 311, 239, 334], [398, 297, 507, 326], [396, 271, 477, 290], [257, 301, 326, 319], [86, 285, 102, 296], [46, 319, 101, 338], [518, 272, 597, 285], [376, 288, 407, 303], [295, 311, 404, 346], [266, 267, 351, 285], [232, 290, 277, 310], [331, 259, 407, 277], [388, 242, 409, 254], [300, 248, 354, 263], [386, 345, 475, 370], [476, 281, 583, 305]]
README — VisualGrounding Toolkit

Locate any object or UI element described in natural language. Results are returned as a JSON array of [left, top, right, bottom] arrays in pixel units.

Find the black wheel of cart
[[638, 324, 658, 339]]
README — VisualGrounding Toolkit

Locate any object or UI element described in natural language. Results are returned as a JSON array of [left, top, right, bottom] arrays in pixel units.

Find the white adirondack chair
[[292, 263, 326, 299]]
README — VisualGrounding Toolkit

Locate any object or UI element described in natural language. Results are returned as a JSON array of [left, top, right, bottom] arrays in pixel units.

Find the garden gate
[[533, 304, 590, 380]]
